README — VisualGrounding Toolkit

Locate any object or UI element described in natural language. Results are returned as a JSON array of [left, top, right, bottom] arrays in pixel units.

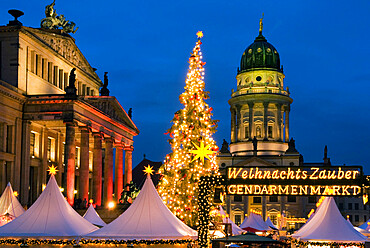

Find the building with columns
[[218, 24, 319, 230], [0, 11, 138, 207], [218, 22, 370, 230]]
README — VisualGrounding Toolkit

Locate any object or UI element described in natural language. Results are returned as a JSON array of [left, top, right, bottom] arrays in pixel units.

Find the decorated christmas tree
[[157, 31, 219, 227]]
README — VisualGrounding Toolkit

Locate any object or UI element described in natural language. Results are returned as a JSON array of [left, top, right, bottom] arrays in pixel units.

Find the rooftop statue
[[41, 0, 78, 34]]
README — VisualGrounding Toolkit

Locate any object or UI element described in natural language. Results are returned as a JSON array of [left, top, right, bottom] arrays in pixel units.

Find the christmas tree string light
[[157, 31, 219, 227]]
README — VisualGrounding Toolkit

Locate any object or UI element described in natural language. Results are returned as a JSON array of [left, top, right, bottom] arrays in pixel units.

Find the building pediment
[[21, 27, 99, 82], [84, 96, 139, 134], [233, 157, 275, 167]]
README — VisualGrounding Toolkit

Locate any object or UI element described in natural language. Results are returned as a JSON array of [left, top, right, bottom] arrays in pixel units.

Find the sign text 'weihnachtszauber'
[[226, 166, 363, 196]]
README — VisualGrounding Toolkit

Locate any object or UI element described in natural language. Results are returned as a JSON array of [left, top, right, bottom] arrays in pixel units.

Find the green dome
[[238, 33, 281, 74]]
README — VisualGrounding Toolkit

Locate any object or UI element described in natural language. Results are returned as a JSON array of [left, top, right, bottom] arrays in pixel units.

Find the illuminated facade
[[0, 12, 138, 207], [219, 23, 370, 229], [218, 24, 319, 230]]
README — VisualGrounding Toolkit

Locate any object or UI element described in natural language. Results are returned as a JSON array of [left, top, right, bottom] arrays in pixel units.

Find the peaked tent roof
[[83, 204, 106, 227], [359, 219, 370, 231], [265, 217, 277, 230], [0, 183, 25, 219], [86, 175, 197, 240], [219, 206, 244, 235], [240, 212, 270, 232], [0, 175, 98, 238], [292, 197, 367, 242], [132, 158, 162, 189]]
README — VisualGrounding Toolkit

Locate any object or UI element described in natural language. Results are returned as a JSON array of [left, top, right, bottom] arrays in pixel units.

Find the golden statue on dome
[[259, 13, 264, 34]]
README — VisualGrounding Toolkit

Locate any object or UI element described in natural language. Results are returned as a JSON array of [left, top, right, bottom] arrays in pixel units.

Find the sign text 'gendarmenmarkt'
[[225, 166, 364, 196]]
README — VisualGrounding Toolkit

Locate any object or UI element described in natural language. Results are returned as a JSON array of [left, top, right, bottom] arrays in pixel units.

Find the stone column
[[104, 137, 114, 205], [13, 118, 22, 193], [0, 160, 5, 191], [40, 127, 48, 191], [20, 121, 30, 205], [263, 102, 269, 140], [124, 146, 133, 189], [276, 104, 282, 141], [65, 122, 76, 206], [56, 133, 63, 185], [235, 105, 241, 141], [262, 196, 267, 220], [284, 105, 290, 142], [79, 127, 90, 203], [248, 102, 254, 139], [230, 107, 236, 143], [115, 143, 124, 202], [92, 132, 103, 207]]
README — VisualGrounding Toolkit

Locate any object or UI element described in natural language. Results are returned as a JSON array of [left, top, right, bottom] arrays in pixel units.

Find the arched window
[[256, 126, 262, 138]]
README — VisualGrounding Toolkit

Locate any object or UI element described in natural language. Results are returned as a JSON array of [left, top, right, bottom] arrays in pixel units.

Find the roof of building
[[238, 31, 281, 74]]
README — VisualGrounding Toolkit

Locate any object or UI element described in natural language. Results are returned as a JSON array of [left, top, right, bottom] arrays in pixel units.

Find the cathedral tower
[[229, 20, 292, 156]]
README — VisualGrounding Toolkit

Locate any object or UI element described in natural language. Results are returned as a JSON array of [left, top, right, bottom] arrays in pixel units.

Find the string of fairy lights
[[157, 31, 219, 227], [198, 175, 224, 248], [293, 240, 364, 248], [0, 238, 196, 246]]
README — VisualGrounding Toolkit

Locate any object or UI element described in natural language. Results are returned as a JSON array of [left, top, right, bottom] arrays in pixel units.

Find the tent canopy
[[359, 219, 370, 231], [292, 197, 367, 242], [240, 212, 270, 232], [265, 216, 277, 230], [219, 206, 244, 235], [0, 175, 98, 238], [83, 204, 106, 227], [0, 183, 24, 218], [86, 174, 197, 240]]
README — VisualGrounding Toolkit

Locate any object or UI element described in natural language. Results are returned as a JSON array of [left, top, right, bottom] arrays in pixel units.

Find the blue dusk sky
[[2, 1, 370, 172]]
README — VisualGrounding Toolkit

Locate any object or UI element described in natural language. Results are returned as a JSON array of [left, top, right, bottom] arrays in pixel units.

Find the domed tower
[[229, 20, 292, 156]]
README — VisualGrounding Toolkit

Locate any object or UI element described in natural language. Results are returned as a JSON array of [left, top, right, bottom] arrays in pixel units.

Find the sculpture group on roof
[[41, 0, 78, 34]]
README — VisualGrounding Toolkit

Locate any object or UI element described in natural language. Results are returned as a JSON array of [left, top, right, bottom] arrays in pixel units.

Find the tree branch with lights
[[157, 31, 219, 227]]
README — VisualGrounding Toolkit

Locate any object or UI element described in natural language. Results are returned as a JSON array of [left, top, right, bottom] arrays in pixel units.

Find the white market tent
[[86, 174, 197, 240], [265, 216, 277, 230], [292, 197, 367, 242], [83, 204, 106, 227], [0, 175, 98, 238], [219, 206, 244, 235], [0, 182, 25, 226], [359, 219, 370, 231], [239, 212, 270, 232], [354, 227, 370, 237]]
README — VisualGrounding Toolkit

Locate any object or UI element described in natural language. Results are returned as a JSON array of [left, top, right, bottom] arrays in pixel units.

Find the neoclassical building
[[0, 10, 138, 207], [218, 22, 370, 229], [218, 24, 320, 230]]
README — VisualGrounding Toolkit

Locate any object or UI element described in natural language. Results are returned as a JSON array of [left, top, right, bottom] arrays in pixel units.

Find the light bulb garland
[[0, 238, 197, 246], [198, 175, 224, 248], [157, 31, 219, 227], [293, 239, 364, 248]]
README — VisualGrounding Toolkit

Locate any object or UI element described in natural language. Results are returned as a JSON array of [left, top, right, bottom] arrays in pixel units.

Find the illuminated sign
[[225, 166, 363, 196]]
